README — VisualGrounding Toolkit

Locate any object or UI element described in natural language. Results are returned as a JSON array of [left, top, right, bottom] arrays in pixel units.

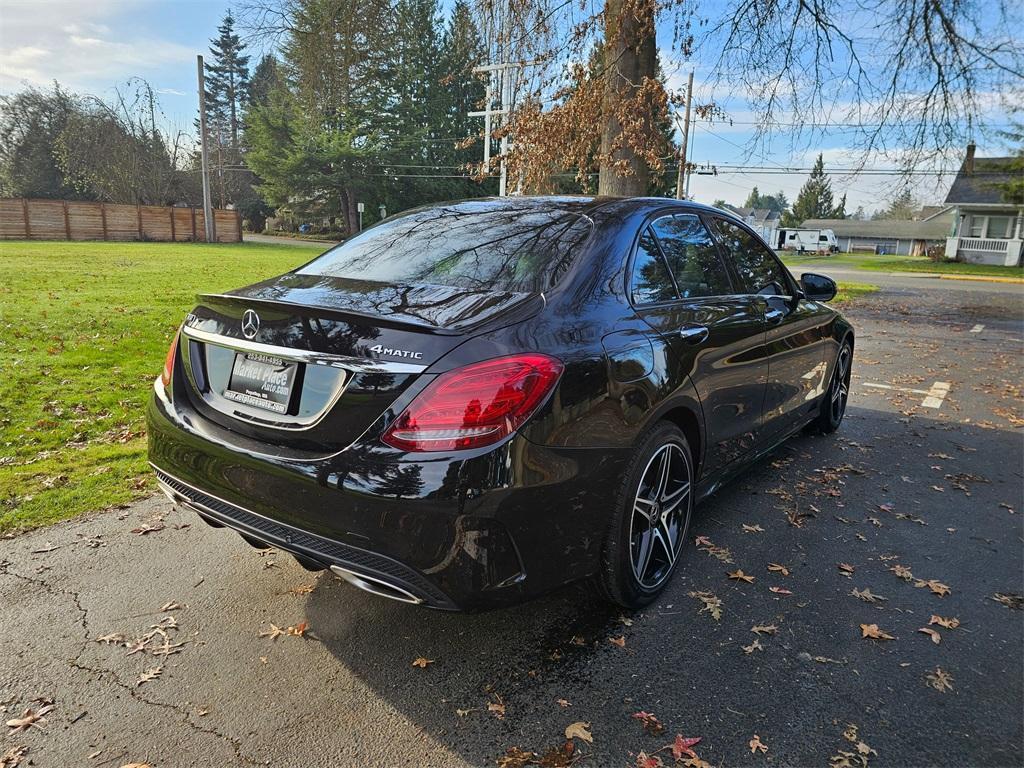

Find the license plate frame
[[223, 352, 298, 414]]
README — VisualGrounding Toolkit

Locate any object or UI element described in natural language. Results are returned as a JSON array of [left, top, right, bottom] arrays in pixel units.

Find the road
[[2, 277, 1022, 767]]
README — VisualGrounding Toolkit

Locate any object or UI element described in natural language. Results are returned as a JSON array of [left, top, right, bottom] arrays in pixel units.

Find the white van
[[778, 228, 839, 254]]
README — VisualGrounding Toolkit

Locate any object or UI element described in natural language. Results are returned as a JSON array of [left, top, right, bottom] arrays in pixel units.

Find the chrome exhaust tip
[[330, 565, 424, 605]]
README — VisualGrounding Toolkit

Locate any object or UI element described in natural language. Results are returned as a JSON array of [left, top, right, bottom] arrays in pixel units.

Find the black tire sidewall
[[600, 423, 693, 609]]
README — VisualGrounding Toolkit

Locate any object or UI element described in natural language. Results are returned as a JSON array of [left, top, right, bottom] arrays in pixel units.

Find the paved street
[[2, 277, 1021, 768]]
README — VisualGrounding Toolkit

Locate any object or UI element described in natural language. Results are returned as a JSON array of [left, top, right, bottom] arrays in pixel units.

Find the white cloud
[[0, 0, 194, 94]]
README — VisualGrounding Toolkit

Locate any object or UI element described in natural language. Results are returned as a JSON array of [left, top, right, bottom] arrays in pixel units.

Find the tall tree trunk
[[598, 0, 657, 197]]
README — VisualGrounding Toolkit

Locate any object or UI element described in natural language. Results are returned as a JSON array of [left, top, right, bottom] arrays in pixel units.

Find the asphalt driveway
[[2, 279, 1021, 768]]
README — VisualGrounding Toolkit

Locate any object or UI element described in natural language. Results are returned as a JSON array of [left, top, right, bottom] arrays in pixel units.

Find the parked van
[[778, 228, 839, 254]]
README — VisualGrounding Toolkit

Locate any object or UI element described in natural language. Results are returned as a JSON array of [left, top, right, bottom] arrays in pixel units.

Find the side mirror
[[800, 272, 837, 302]]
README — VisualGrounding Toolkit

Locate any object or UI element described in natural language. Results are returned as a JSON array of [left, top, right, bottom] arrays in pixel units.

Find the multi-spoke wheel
[[816, 340, 852, 433], [600, 423, 694, 608]]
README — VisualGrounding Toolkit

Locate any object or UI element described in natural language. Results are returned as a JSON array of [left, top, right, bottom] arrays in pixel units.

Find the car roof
[[414, 195, 742, 222]]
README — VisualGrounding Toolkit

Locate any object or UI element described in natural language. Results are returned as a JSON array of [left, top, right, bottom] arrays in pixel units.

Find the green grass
[[781, 251, 1023, 278], [833, 281, 879, 303], [0, 240, 317, 532]]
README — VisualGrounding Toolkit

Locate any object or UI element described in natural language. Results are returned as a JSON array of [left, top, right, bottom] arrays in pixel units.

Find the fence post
[[136, 203, 143, 240], [100, 203, 108, 240], [62, 200, 71, 239], [236, 209, 242, 242], [190, 207, 197, 241], [22, 198, 30, 238], [169, 206, 176, 241]]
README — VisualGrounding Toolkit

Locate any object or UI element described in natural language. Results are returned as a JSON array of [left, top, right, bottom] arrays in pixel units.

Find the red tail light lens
[[160, 331, 180, 388], [382, 354, 564, 452]]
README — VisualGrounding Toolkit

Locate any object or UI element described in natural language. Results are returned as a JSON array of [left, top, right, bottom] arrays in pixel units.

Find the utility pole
[[196, 55, 215, 242], [675, 71, 694, 200]]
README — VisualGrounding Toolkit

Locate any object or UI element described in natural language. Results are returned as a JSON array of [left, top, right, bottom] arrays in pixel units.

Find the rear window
[[297, 202, 594, 293]]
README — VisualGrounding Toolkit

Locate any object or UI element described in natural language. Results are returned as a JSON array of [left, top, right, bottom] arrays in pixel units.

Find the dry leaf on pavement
[[742, 639, 763, 654], [136, 668, 161, 687], [926, 667, 954, 692], [411, 657, 433, 668], [1, 746, 28, 768], [6, 704, 54, 733], [742, 524, 764, 533], [929, 615, 960, 629], [769, 586, 793, 595], [671, 734, 702, 760], [688, 591, 723, 620], [838, 563, 856, 577], [631, 711, 664, 735], [259, 624, 286, 641], [727, 569, 755, 583], [860, 623, 895, 640], [851, 588, 887, 603], [608, 635, 626, 648], [749, 734, 768, 754], [496, 747, 535, 768], [564, 721, 593, 743], [767, 563, 790, 576], [991, 592, 1023, 610], [914, 579, 951, 597], [751, 624, 778, 635], [918, 627, 941, 644], [488, 696, 506, 719]]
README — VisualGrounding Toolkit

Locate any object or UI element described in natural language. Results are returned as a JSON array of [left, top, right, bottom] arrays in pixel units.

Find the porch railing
[[959, 238, 1009, 252]]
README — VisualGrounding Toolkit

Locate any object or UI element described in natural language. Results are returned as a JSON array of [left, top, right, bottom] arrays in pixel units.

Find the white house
[[725, 207, 781, 246], [943, 144, 1023, 266]]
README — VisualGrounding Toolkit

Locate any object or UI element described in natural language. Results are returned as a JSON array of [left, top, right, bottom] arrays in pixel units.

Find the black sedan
[[148, 196, 853, 611]]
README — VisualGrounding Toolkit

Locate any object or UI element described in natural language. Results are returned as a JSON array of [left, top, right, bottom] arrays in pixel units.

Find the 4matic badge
[[369, 344, 423, 360]]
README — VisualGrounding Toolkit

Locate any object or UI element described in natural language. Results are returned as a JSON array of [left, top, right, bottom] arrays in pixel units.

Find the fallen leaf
[[259, 624, 286, 641], [992, 592, 1023, 610], [631, 710, 664, 735], [130, 523, 165, 535], [851, 588, 887, 603], [538, 741, 575, 768], [671, 734, 702, 760], [120, 764, 152, 768], [635, 752, 664, 768], [6, 704, 53, 733], [455, 708, 474, 717], [488, 696, 506, 719], [286, 622, 308, 638], [609, 635, 626, 648], [767, 563, 790, 576], [727, 569, 755, 584], [925, 667, 954, 693], [694, 535, 733, 563], [929, 615, 960, 629], [769, 586, 793, 595], [286, 584, 315, 596], [860, 623, 895, 640], [751, 624, 778, 635], [136, 668, 161, 687], [411, 657, 433, 668], [2, 746, 28, 768], [496, 747, 535, 768], [564, 721, 593, 743], [918, 627, 941, 644], [742, 524, 764, 533], [838, 563, 855, 577], [688, 591, 723, 620], [742, 639, 763, 654], [749, 734, 768, 754], [914, 579, 951, 597], [556, 698, 571, 708]]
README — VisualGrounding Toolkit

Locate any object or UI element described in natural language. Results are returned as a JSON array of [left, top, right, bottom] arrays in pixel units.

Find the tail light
[[160, 330, 180, 388], [382, 353, 564, 452]]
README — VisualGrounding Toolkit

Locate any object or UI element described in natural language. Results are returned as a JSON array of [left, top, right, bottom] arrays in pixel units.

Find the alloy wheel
[[629, 442, 691, 589], [830, 345, 852, 423]]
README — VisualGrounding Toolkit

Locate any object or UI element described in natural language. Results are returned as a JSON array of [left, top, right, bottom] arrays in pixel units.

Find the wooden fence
[[0, 198, 242, 243]]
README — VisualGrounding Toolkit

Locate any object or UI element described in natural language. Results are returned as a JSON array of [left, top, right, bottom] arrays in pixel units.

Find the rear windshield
[[297, 202, 594, 293]]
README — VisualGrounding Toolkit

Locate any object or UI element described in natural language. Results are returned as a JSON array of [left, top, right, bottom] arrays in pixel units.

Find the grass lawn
[[0, 239, 879, 532], [833, 281, 879, 303], [0, 240, 320, 532], [781, 251, 1023, 278]]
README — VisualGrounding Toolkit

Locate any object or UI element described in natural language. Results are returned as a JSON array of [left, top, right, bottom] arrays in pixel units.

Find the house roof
[[800, 213, 953, 240], [944, 155, 1020, 205], [731, 207, 781, 223]]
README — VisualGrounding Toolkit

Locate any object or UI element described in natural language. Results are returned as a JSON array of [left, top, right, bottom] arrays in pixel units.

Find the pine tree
[[782, 154, 839, 225], [205, 12, 250, 152], [248, 55, 282, 109]]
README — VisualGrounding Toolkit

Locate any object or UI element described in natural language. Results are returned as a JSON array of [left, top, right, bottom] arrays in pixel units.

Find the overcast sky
[[1, 0, 1015, 213]]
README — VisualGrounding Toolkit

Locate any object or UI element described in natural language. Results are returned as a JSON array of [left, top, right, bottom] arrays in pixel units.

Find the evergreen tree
[[782, 154, 842, 225], [205, 12, 250, 152], [744, 187, 789, 213], [879, 188, 917, 219], [248, 55, 282, 109]]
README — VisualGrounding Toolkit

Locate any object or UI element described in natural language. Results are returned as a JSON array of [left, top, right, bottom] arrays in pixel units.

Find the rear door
[[709, 216, 829, 441], [630, 212, 768, 476]]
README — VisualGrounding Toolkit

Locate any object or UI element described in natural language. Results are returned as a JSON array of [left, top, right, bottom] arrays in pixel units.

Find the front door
[[629, 213, 768, 476], [709, 216, 828, 441]]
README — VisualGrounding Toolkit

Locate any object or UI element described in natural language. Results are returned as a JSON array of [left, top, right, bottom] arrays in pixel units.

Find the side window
[[650, 214, 732, 298], [630, 227, 677, 304], [712, 218, 790, 296]]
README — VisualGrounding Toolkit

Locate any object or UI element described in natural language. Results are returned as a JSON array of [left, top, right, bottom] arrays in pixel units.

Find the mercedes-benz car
[[148, 196, 853, 611]]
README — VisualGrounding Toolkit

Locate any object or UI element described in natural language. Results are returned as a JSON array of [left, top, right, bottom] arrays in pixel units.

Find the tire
[[599, 422, 694, 609], [815, 340, 852, 434]]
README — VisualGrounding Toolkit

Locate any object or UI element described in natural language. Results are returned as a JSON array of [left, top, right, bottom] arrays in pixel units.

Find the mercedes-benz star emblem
[[241, 309, 260, 339]]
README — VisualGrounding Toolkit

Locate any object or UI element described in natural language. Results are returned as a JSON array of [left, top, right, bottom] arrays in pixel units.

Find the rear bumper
[[146, 380, 629, 611]]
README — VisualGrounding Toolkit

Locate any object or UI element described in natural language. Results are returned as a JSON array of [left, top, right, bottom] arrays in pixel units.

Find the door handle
[[765, 308, 785, 324], [678, 325, 709, 345]]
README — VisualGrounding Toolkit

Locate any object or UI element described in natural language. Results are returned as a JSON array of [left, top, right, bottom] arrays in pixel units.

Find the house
[[726, 206, 781, 246], [943, 144, 1023, 266], [800, 210, 954, 256]]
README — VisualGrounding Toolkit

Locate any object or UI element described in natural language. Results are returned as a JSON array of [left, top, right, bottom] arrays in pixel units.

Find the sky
[[0, 0, 1016, 214]]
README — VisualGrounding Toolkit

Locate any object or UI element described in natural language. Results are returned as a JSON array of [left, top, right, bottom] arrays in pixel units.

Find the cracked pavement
[[1, 278, 1022, 767]]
